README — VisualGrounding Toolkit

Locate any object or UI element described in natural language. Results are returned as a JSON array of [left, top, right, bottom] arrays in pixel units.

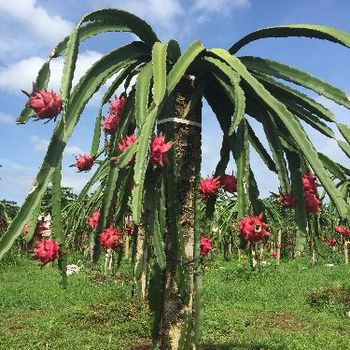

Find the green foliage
[[41, 186, 77, 214], [229, 24, 350, 53], [241, 56, 350, 109], [151, 42, 167, 105], [2, 8, 350, 349]]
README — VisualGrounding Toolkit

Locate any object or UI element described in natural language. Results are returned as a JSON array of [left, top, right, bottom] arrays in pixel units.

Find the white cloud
[[97, 0, 183, 39], [30, 135, 49, 153], [0, 50, 102, 94], [65, 145, 84, 156], [0, 158, 28, 171], [190, 0, 250, 23], [0, 0, 73, 45], [0, 159, 35, 203], [0, 112, 15, 124], [0, 56, 44, 94], [61, 172, 92, 193], [29, 135, 83, 156], [122, 0, 183, 30], [192, 0, 250, 14]]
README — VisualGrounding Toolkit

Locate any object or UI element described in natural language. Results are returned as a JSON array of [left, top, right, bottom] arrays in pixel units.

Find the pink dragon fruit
[[199, 177, 220, 200], [200, 236, 212, 256], [74, 154, 94, 172], [118, 134, 137, 152], [100, 227, 123, 250], [33, 239, 60, 264], [302, 172, 320, 193], [88, 210, 100, 229], [220, 174, 237, 193], [102, 114, 120, 135], [239, 213, 270, 243], [28, 89, 62, 120], [304, 190, 321, 214], [109, 96, 126, 116], [278, 192, 296, 209], [150, 135, 173, 167]]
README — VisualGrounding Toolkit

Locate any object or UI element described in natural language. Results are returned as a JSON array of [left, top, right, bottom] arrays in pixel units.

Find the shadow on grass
[[131, 341, 283, 350], [200, 342, 284, 350]]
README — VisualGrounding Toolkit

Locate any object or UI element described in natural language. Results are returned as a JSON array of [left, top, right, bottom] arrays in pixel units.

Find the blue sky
[[0, 0, 349, 204]]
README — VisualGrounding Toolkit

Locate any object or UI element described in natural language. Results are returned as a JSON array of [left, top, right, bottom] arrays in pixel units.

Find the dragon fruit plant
[[1, 8, 350, 349]]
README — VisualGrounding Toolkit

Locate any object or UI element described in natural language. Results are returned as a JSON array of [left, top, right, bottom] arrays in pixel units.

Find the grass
[[1, 256, 350, 349]]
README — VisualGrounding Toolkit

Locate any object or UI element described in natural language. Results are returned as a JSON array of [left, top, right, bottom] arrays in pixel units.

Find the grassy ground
[[1, 257, 350, 349]]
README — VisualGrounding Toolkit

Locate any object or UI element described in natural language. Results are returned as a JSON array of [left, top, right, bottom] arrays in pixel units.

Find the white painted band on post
[[157, 117, 201, 128]]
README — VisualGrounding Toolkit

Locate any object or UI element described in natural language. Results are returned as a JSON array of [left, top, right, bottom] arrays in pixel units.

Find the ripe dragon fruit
[[200, 236, 212, 256], [88, 210, 100, 229], [239, 213, 270, 243], [33, 239, 60, 264], [100, 227, 123, 250], [102, 97, 126, 134], [74, 154, 94, 172], [109, 96, 126, 116], [278, 192, 296, 209], [102, 114, 120, 135], [199, 177, 220, 200], [23, 224, 29, 234], [335, 226, 350, 237], [118, 134, 138, 165], [302, 172, 320, 192], [34, 220, 46, 238], [220, 174, 237, 193], [118, 134, 137, 152], [150, 135, 173, 167], [28, 89, 62, 120], [102, 114, 120, 134], [304, 190, 321, 214], [327, 238, 337, 247]]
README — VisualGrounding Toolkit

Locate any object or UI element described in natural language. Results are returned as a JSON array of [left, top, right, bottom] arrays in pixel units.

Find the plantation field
[[1, 258, 350, 350]]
